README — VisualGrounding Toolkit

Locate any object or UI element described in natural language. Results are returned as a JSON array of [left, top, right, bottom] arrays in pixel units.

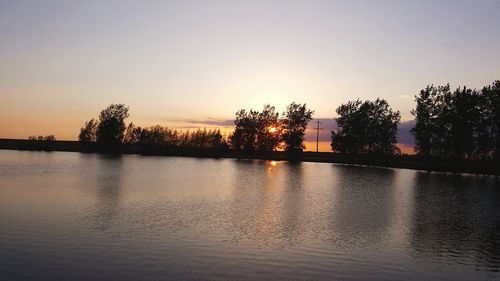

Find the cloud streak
[[181, 118, 235, 127]]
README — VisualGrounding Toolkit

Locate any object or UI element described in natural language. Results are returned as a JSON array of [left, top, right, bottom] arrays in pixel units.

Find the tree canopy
[[331, 98, 400, 156], [96, 104, 130, 145], [230, 105, 281, 153], [281, 102, 314, 152], [411, 81, 500, 160], [229, 103, 313, 153]]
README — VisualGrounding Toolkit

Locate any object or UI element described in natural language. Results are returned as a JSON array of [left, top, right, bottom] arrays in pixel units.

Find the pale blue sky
[[1, 0, 499, 140]]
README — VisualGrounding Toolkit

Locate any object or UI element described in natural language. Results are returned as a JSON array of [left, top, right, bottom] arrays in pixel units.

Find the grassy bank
[[1, 138, 498, 176]]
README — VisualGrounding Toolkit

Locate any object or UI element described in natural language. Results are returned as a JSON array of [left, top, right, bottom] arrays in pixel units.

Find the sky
[[1, 0, 500, 150]]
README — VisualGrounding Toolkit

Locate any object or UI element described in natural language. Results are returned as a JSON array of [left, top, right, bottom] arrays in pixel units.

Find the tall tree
[[230, 109, 260, 152], [281, 102, 314, 153], [480, 80, 500, 160], [256, 104, 281, 152], [330, 100, 363, 154], [447, 87, 481, 159], [331, 99, 400, 156], [96, 104, 130, 145], [411, 85, 450, 158]]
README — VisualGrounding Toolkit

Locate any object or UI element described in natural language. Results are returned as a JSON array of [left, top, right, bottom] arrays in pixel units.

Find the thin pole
[[316, 119, 321, 153]]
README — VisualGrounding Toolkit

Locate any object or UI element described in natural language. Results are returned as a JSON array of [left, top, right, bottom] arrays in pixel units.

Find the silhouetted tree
[[281, 102, 314, 153], [427, 85, 458, 158], [183, 128, 227, 148], [78, 118, 98, 142], [480, 81, 500, 160], [447, 87, 481, 159], [96, 104, 129, 145], [256, 104, 281, 152], [411, 84, 489, 160], [230, 105, 282, 152], [123, 122, 141, 144], [138, 125, 178, 145], [411, 85, 450, 158], [229, 108, 261, 152], [331, 99, 400, 156], [209, 129, 227, 149]]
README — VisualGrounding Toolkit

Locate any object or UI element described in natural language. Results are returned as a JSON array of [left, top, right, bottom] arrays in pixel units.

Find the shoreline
[[1, 138, 498, 176]]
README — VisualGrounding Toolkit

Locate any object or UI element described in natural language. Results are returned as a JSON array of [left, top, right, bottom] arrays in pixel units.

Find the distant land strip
[[0, 138, 498, 176]]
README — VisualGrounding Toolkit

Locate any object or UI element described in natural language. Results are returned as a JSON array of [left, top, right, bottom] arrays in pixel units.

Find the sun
[[269, 127, 277, 133]]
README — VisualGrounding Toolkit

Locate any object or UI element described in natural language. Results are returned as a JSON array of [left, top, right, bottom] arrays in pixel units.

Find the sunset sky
[[1, 0, 500, 151]]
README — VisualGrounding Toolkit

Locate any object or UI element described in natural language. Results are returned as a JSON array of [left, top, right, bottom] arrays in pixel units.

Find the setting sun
[[269, 127, 277, 133]]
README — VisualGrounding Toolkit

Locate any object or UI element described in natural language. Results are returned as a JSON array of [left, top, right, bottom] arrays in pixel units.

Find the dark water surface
[[1, 150, 499, 280]]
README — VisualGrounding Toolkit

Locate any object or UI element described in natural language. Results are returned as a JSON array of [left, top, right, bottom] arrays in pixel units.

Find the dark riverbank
[[1, 138, 498, 176]]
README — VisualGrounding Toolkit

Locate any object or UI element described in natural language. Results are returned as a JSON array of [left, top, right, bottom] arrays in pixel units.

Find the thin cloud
[[164, 118, 235, 127], [184, 119, 235, 127]]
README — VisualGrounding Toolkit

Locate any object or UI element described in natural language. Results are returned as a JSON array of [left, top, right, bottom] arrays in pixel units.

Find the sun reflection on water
[[267, 160, 278, 173]]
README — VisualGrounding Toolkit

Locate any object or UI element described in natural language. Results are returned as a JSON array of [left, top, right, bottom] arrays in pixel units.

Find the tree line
[[28, 135, 56, 141], [78, 102, 313, 153], [330, 80, 500, 161], [76, 80, 499, 160], [78, 104, 227, 149], [411, 81, 500, 160]]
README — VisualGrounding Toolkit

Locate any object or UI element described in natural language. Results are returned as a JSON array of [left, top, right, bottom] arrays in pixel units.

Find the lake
[[0, 150, 499, 280]]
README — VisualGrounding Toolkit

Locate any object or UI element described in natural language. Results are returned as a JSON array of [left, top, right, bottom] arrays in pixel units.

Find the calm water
[[0, 150, 499, 280]]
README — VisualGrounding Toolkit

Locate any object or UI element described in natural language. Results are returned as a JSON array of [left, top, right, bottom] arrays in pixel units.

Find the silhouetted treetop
[[96, 104, 129, 145]]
